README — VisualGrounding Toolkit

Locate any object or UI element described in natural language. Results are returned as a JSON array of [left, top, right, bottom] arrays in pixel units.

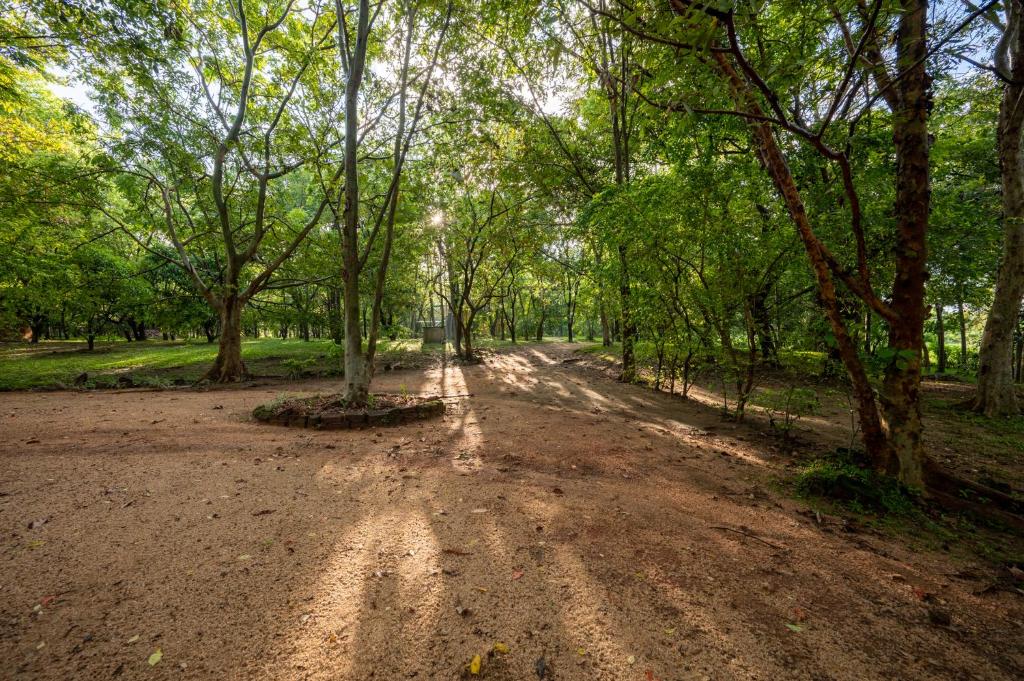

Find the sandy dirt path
[[1, 343, 1022, 680]]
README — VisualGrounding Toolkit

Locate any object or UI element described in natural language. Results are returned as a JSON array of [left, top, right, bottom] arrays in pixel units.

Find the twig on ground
[[710, 524, 788, 551]]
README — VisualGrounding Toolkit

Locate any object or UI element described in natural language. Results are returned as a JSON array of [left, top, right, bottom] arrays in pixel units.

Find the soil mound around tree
[[252, 392, 444, 429]]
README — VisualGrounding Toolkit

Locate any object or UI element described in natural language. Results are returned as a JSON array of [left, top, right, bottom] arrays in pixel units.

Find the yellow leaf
[[469, 654, 481, 674], [493, 642, 509, 654], [148, 649, 163, 666], [577, 647, 586, 656]]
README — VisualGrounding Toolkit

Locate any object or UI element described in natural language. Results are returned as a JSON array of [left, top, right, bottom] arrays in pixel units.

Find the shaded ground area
[[578, 344, 1024, 496], [1, 343, 1022, 680]]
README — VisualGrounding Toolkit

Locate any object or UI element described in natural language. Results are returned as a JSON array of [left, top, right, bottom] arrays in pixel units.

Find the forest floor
[[1, 343, 1023, 680]]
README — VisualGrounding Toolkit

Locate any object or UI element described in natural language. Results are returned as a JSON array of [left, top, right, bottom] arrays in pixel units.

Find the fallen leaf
[[470, 508, 488, 514], [627, 654, 636, 664], [512, 570, 524, 581], [36, 641, 45, 650], [469, 654, 482, 675], [577, 647, 586, 656], [785, 624, 803, 633], [126, 635, 140, 644], [148, 649, 163, 666], [237, 554, 251, 561], [493, 642, 510, 654]]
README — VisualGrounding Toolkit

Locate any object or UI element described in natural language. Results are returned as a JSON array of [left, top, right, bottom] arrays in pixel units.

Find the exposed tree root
[[923, 459, 1024, 534], [200, 361, 249, 384]]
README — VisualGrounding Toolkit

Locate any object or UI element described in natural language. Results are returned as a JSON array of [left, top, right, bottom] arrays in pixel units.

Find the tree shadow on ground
[[0, 346, 1022, 680]]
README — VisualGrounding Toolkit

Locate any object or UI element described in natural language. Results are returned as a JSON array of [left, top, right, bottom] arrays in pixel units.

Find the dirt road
[[1, 344, 1021, 680]]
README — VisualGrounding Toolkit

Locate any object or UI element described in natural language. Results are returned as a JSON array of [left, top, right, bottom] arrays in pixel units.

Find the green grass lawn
[[0, 338, 428, 390], [0, 335, 575, 390]]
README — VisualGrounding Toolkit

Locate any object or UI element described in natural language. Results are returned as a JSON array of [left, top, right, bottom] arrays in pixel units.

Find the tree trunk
[[1015, 331, 1023, 382], [204, 296, 247, 382], [877, 0, 930, 489], [600, 305, 611, 346], [863, 309, 872, 354], [463, 319, 474, 359], [328, 285, 343, 344], [30, 316, 45, 344], [958, 299, 968, 367], [339, 0, 372, 406], [87, 334, 95, 351], [618, 243, 637, 382], [936, 304, 947, 373], [974, 6, 1024, 414], [343, 277, 370, 404], [704, 1, 931, 487], [751, 290, 779, 365]]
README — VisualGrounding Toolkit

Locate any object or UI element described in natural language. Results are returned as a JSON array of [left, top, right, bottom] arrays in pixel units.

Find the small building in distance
[[422, 323, 445, 344]]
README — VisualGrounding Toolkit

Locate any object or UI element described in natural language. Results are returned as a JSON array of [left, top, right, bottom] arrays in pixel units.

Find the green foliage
[[757, 386, 820, 437], [281, 356, 317, 379], [795, 451, 918, 515]]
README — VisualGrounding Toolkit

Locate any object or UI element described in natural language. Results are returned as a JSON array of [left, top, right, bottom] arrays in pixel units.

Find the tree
[[973, 0, 1024, 416], [73, 0, 339, 380], [332, 0, 451, 404]]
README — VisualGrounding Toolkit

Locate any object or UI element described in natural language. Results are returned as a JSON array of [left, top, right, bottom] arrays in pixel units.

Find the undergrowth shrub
[[758, 386, 819, 438], [795, 450, 917, 515]]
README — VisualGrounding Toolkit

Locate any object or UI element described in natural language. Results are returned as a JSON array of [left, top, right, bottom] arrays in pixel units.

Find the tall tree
[[333, 0, 451, 404], [973, 0, 1024, 416], [67, 0, 340, 380]]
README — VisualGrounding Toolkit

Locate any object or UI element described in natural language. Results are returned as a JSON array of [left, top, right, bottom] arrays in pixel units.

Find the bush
[[282, 357, 317, 379], [795, 451, 916, 515], [757, 386, 819, 438]]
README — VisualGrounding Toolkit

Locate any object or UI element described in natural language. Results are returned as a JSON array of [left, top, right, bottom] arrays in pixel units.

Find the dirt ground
[[1, 343, 1022, 680]]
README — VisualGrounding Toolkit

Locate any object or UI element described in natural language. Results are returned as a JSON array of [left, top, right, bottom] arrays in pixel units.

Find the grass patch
[[578, 342, 621, 363], [0, 337, 427, 390], [947, 409, 1024, 457]]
